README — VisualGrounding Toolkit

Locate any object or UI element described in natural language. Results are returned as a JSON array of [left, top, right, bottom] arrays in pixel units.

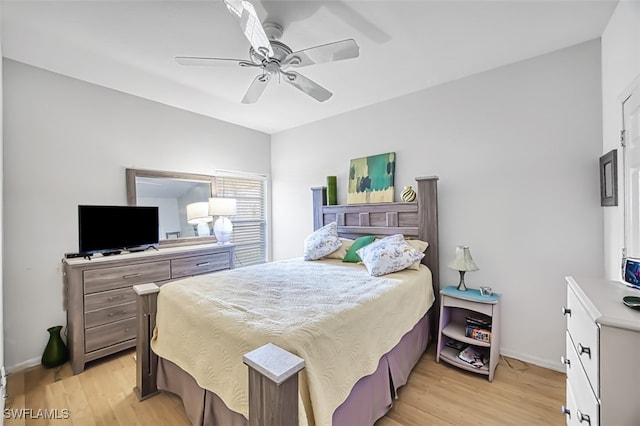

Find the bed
[[135, 176, 440, 426]]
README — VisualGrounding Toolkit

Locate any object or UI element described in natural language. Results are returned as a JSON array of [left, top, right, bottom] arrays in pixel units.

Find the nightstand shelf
[[439, 346, 490, 375], [436, 286, 501, 381], [441, 323, 491, 348]]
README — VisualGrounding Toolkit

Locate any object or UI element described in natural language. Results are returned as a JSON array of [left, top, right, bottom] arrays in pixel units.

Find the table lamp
[[448, 245, 479, 291], [186, 202, 213, 237], [209, 197, 237, 244]]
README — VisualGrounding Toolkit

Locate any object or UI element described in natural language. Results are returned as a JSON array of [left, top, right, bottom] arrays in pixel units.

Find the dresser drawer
[[171, 253, 230, 279], [566, 285, 599, 394], [564, 379, 577, 425], [442, 295, 493, 317], [84, 287, 135, 311], [567, 337, 600, 426], [85, 301, 136, 328], [83, 261, 171, 294], [85, 317, 136, 353]]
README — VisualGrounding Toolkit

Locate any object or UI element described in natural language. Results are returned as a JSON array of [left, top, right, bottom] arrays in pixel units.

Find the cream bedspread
[[151, 258, 434, 426]]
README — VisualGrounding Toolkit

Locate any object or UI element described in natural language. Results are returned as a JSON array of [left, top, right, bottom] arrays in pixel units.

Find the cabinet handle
[[561, 405, 571, 418], [560, 356, 570, 367], [196, 262, 211, 267], [577, 343, 591, 359], [562, 307, 572, 316], [107, 295, 125, 302], [576, 410, 590, 424], [108, 310, 128, 317], [123, 273, 141, 279]]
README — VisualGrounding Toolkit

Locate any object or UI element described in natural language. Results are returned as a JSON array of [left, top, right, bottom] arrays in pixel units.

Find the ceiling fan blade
[[242, 73, 271, 104], [283, 39, 359, 68], [282, 71, 332, 102], [224, 0, 274, 58], [175, 56, 252, 67]]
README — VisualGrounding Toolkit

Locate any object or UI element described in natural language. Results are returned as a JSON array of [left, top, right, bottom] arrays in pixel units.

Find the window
[[216, 174, 267, 267]]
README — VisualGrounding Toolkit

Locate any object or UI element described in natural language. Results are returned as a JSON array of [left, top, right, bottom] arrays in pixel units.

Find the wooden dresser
[[63, 244, 235, 374], [562, 276, 640, 425]]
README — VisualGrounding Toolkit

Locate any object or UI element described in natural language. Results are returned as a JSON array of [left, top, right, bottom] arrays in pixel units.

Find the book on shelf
[[465, 314, 492, 330], [465, 325, 492, 343], [445, 339, 464, 350], [457, 346, 489, 368]]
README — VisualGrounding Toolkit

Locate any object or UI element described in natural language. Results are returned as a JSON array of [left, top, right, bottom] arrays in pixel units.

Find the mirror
[[126, 169, 217, 245]]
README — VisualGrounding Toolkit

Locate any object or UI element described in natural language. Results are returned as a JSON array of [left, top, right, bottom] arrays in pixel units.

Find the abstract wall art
[[347, 152, 396, 204]]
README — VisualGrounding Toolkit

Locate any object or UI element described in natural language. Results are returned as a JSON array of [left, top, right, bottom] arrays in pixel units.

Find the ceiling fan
[[175, 0, 360, 104]]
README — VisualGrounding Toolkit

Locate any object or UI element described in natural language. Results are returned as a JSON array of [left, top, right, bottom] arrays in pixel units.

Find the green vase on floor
[[42, 325, 69, 368]]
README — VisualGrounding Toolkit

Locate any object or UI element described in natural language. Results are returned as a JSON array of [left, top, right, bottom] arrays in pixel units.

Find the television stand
[[62, 243, 236, 374]]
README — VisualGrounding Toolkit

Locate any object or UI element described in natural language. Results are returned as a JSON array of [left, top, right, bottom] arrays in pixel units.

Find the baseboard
[[6, 357, 40, 374], [499, 348, 564, 373]]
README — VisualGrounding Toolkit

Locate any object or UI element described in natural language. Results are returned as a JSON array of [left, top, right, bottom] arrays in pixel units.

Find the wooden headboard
[[311, 176, 440, 308]]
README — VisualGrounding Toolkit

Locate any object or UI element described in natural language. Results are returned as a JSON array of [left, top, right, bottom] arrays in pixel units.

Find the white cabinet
[[563, 277, 640, 425]]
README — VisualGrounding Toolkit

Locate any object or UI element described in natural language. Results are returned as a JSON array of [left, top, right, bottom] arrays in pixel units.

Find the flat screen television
[[78, 205, 159, 255]]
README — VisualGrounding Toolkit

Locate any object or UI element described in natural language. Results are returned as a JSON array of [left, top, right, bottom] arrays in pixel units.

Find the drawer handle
[[576, 410, 590, 425], [577, 343, 591, 359], [124, 328, 130, 333], [107, 295, 125, 302], [561, 405, 571, 418], [123, 273, 141, 279], [560, 356, 570, 367], [562, 307, 572, 316], [108, 310, 128, 317], [196, 262, 211, 267]]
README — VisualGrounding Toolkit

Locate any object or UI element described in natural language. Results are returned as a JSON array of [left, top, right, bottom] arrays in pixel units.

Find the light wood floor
[[6, 346, 565, 425]]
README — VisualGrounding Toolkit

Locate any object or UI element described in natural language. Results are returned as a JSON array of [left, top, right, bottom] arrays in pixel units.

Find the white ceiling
[[1, 0, 617, 134]]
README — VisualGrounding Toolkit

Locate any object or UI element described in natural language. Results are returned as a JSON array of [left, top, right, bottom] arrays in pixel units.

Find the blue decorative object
[[441, 286, 499, 303]]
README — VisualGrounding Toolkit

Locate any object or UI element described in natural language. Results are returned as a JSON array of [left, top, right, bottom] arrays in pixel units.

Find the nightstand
[[436, 286, 501, 381]]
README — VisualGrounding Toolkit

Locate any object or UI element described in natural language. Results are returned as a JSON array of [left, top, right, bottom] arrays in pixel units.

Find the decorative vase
[[42, 325, 69, 368], [401, 185, 416, 202], [327, 176, 337, 205]]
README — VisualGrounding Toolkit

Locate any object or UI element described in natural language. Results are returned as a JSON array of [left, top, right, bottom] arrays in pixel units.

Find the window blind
[[215, 175, 267, 267]]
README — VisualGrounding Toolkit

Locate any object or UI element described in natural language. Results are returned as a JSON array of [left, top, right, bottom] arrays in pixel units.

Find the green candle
[[327, 176, 337, 205]]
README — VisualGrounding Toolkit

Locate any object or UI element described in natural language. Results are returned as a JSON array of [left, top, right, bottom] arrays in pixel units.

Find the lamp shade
[[448, 246, 479, 272], [186, 202, 213, 224], [209, 198, 237, 216]]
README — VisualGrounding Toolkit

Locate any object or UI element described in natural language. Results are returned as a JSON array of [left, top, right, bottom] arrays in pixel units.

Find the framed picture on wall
[[600, 149, 618, 206]]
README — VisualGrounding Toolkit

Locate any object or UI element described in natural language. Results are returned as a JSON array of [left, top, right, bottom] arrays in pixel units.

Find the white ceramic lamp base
[[214, 217, 233, 244], [196, 221, 210, 237]]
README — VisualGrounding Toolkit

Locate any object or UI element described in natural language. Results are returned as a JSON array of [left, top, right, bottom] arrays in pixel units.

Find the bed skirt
[[157, 310, 431, 426]]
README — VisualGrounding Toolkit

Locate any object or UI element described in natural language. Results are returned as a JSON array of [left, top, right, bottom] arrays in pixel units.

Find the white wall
[[0, 1, 6, 406], [2, 59, 270, 370], [602, 2, 640, 279], [271, 40, 603, 369]]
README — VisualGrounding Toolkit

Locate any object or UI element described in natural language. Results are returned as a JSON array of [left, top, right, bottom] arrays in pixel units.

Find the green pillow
[[343, 235, 376, 263]]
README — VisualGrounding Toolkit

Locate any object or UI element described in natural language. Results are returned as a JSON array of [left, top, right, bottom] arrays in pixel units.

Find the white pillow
[[406, 239, 429, 270], [303, 222, 342, 260], [356, 234, 425, 276], [323, 238, 354, 260]]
